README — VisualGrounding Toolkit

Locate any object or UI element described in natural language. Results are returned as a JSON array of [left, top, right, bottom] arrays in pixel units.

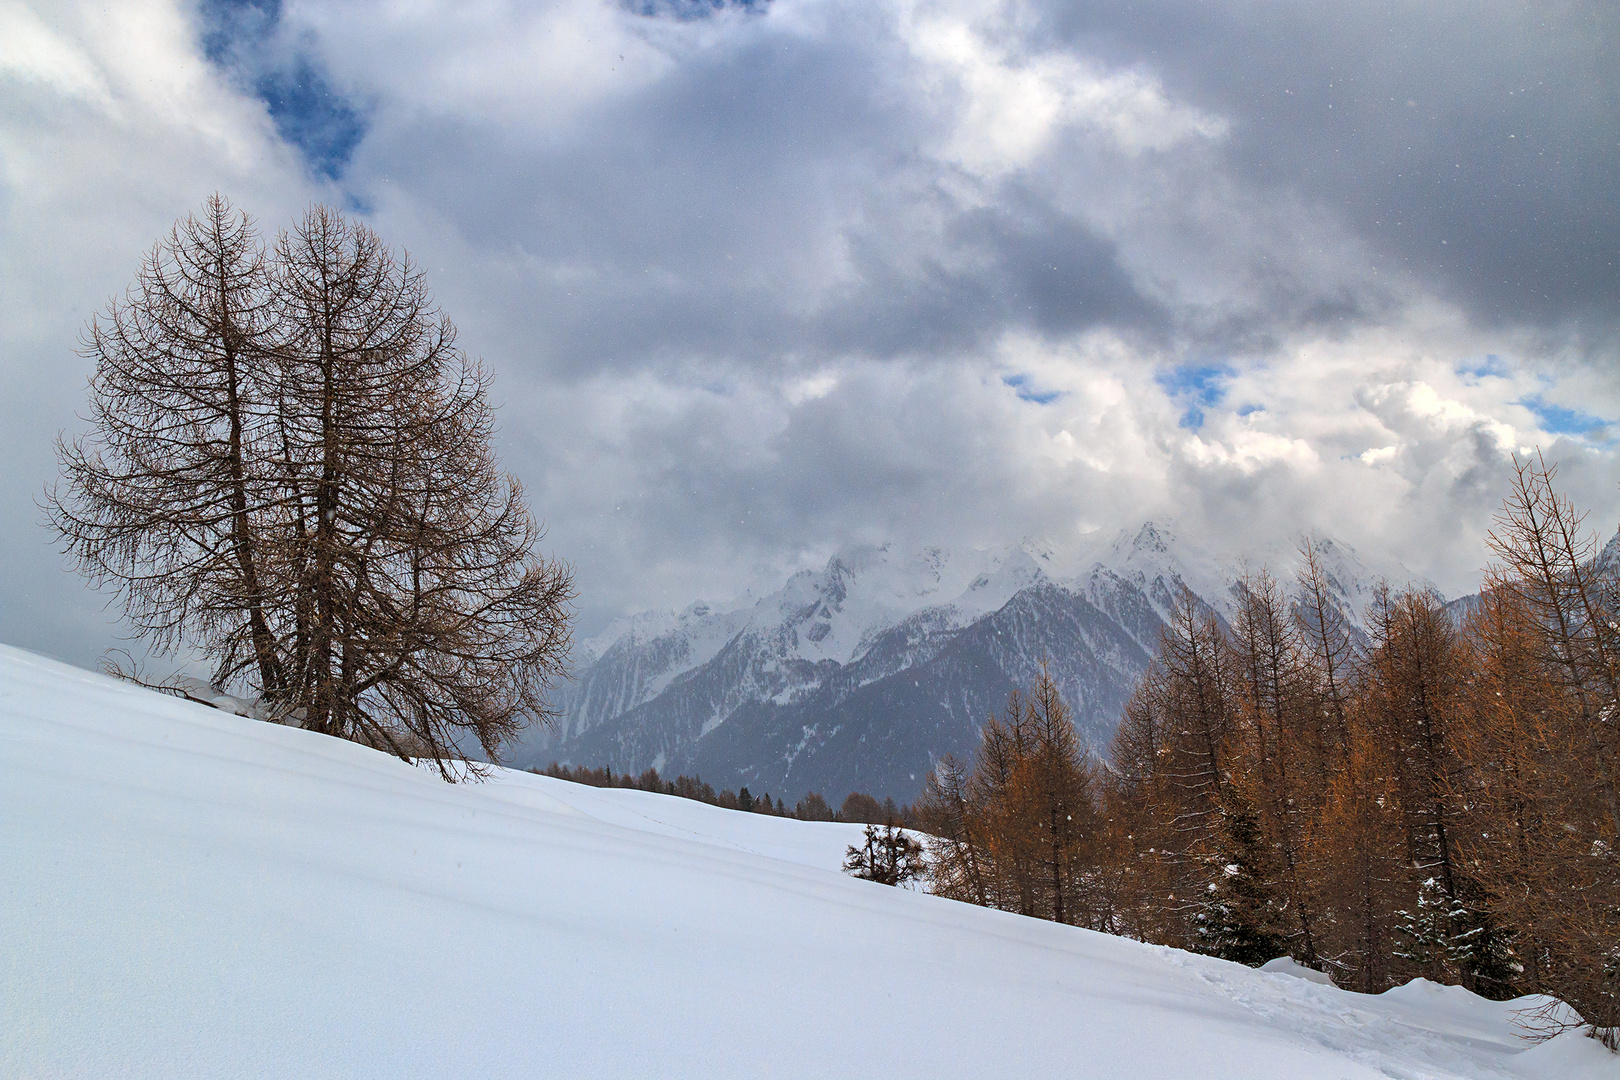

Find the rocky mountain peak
[[517, 523, 1423, 802]]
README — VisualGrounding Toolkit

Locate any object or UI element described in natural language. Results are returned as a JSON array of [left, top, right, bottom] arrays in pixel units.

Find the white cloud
[[785, 370, 841, 404], [1183, 429, 1319, 474], [0, 1, 111, 107], [290, 0, 675, 128], [898, 0, 1226, 178]]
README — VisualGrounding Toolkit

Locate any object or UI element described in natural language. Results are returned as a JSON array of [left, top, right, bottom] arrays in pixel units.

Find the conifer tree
[[1023, 662, 1096, 925], [1447, 881, 1524, 1000], [916, 754, 988, 905], [1465, 455, 1620, 1038], [972, 688, 1041, 914], [1393, 876, 1458, 978], [1315, 708, 1406, 992], [920, 672, 1101, 926], [1294, 537, 1359, 765], [1138, 589, 1237, 944], [49, 199, 574, 775], [1106, 663, 1184, 942], [49, 196, 285, 694], [1453, 584, 1557, 993], [793, 791, 835, 821], [1196, 785, 1288, 966], [1230, 571, 1323, 966], [1157, 590, 1234, 841], [1359, 585, 1470, 984]]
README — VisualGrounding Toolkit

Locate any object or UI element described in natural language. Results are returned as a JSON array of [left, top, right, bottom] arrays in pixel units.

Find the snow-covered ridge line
[[582, 521, 1417, 696]]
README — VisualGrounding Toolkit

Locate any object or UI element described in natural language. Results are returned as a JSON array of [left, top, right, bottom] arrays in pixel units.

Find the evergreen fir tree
[[1397, 877, 1523, 996], [1196, 790, 1287, 966], [1450, 902, 1523, 1000], [1393, 876, 1452, 977]]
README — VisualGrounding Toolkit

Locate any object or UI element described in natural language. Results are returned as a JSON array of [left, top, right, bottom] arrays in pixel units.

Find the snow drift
[[0, 645, 1611, 1079]]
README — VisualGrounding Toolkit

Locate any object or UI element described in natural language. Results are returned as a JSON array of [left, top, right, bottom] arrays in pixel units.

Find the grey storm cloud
[[332, 0, 1620, 371], [340, 4, 1168, 372], [311, 0, 1620, 393], [1036, 0, 1620, 338]]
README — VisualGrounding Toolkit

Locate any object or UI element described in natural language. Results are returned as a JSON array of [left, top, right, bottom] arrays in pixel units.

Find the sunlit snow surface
[[0, 645, 1612, 1079]]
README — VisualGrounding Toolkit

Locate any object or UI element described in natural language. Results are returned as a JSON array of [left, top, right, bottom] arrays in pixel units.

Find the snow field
[[1, 645, 1613, 1079]]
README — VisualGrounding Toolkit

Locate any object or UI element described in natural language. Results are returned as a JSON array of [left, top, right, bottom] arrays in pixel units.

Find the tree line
[[534, 762, 915, 825], [48, 198, 573, 776], [917, 456, 1620, 1044], [536, 763, 931, 890]]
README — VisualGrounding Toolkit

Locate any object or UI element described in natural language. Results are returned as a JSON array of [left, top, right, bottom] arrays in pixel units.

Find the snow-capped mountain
[[1078, 522, 1399, 646], [508, 523, 1420, 803], [553, 542, 1053, 745]]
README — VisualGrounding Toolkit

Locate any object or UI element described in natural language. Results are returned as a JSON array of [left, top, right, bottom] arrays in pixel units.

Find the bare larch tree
[[48, 197, 573, 778]]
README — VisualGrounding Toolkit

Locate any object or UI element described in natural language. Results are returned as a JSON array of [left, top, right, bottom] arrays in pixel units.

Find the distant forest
[[532, 762, 915, 827]]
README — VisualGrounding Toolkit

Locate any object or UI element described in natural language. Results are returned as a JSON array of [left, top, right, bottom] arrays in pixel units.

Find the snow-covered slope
[[517, 523, 1413, 802], [1, 646, 1607, 1080]]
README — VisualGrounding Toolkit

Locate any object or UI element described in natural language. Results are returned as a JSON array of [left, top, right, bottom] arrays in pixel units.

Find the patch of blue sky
[[1520, 395, 1611, 439], [623, 0, 769, 19], [1002, 374, 1062, 405], [257, 60, 367, 181], [1156, 363, 1233, 430], [1236, 402, 1265, 417], [1457, 354, 1512, 382], [198, 0, 367, 181]]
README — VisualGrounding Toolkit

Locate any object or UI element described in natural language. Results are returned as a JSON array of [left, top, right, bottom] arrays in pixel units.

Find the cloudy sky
[[2, 0, 1616, 666]]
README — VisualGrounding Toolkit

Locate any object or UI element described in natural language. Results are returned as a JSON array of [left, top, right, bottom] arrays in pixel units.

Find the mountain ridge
[[510, 523, 1426, 801]]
